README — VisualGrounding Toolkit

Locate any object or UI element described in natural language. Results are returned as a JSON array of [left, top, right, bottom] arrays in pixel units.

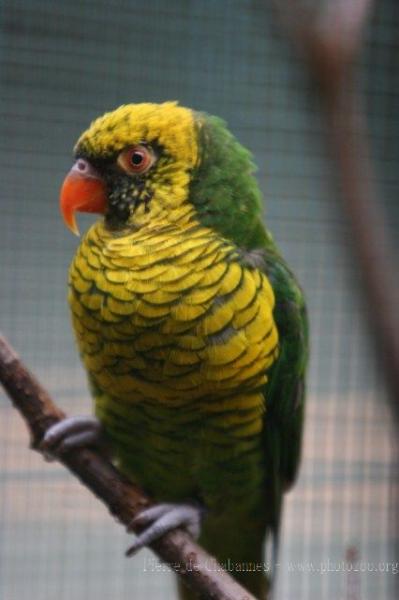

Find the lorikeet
[[44, 102, 308, 599]]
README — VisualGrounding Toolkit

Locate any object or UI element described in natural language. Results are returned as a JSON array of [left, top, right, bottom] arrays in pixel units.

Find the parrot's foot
[[126, 503, 203, 557], [40, 415, 103, 459]]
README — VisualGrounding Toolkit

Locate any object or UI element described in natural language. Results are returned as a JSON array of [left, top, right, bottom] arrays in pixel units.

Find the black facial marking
[[142, 191, 153, 213], [74, 141, 167, 230], [104, 171, 154, 229]]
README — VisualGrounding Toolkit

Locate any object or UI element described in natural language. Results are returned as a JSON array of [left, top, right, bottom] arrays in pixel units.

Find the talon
[[130, 503, 173, 529], [126, 503, 203, 557], [40, 415, 103, 456]]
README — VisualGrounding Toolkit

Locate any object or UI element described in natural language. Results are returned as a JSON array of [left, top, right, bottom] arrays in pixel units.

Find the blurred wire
[[271, 0, 399, 423]]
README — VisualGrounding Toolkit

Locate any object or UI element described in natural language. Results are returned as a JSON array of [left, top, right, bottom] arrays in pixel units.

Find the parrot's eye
[[117, 145, 154, 175]]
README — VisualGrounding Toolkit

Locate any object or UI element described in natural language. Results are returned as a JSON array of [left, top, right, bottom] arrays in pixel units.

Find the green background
[[1, 1, 398, 599]]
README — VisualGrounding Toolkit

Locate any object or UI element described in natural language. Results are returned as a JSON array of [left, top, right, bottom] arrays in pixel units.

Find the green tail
[[176, 515, 271, 600]]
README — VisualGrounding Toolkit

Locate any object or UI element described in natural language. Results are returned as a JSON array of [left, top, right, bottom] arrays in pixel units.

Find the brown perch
[[0, 333, 256, 600]]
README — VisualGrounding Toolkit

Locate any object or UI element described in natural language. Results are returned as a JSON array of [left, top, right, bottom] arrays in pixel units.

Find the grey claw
[[41, 415, 102, 456], [130, 503, 174, 528], [126, 503, 203, 557]]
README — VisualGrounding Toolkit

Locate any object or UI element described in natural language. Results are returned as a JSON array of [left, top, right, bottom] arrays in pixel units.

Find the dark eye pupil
[[131, 152, 144, 166]]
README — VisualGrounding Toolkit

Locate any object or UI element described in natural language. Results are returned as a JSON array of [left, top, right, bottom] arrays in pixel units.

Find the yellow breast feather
[[69, 221, 279, 413]]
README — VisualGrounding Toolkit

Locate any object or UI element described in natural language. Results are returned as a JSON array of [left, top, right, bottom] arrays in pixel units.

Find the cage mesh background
[[0, 1, 398, 599]]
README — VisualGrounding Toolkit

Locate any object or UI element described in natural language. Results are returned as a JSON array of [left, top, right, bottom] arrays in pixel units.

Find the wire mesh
[[0, 1, 398, 599]]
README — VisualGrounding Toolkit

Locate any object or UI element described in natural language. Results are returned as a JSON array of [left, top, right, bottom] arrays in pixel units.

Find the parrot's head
[[61, 102, 263, 246]]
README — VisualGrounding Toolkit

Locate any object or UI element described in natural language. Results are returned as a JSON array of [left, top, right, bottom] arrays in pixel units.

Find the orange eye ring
[[117, 145, 155, 175]]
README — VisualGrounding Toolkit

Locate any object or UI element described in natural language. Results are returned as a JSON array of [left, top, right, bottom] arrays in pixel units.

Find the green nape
[[190, 113, 274, 252]]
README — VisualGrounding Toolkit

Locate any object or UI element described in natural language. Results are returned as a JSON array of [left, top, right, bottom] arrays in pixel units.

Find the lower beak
[[60, 160, 107, 235]]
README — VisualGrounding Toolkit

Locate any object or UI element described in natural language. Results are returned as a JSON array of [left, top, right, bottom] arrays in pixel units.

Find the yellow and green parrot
[[44, 102, 308, 599]]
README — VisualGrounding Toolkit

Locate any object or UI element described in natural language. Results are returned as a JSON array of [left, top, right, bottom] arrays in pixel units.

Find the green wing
[[261, 248, 309, 534]]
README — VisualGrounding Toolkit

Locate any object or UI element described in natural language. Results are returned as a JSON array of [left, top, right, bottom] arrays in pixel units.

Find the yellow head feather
[[76, 101, 198, 169], [74, 102, 200, 230]]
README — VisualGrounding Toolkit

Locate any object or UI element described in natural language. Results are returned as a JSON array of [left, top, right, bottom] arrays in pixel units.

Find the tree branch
[[271, 0, 399, 423], [0, 333, 256, 600]]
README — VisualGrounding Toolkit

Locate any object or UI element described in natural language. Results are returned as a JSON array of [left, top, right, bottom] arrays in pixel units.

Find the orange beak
[[60, 159, 107, 235]]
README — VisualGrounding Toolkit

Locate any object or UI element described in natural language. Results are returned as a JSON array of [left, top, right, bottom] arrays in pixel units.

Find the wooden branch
[[271, 0, 399, 423], [0, 333, 256, 600]]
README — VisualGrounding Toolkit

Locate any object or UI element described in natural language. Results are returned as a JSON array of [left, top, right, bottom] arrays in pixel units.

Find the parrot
[[43, 102, 308, 599]]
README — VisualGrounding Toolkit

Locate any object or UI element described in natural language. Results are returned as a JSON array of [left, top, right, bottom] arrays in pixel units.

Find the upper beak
[[60, 159, 107, 235]]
